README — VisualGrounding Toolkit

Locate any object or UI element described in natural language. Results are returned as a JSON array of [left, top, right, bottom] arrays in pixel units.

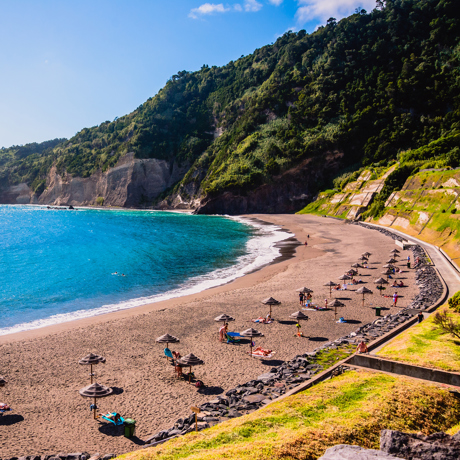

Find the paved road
[[364, 222, 460, 297]]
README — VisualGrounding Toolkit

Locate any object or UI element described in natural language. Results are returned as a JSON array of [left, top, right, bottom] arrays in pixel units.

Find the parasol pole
[[93, 397, 97, 419], [91, 364, 93, 384]]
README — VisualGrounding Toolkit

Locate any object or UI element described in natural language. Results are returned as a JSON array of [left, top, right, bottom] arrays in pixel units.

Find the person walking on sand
[[407, 255, 411, 269], [324, 299, 328, 309], [393, 291, 398, 307], [356, 341, 368, 353], [299, 292, 304, 306], [417, 311, 424, 323]]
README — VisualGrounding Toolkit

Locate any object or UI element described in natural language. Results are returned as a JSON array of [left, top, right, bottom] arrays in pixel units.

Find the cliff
[[0, 153, 189, 207]]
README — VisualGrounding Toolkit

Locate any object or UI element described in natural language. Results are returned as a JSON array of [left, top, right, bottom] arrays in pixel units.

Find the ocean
[[0, 205, 289, 335]]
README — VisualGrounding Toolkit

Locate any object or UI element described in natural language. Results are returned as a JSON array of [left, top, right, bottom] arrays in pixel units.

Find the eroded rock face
[[0, 153, 189, 207], [380, 429, 460, 460]]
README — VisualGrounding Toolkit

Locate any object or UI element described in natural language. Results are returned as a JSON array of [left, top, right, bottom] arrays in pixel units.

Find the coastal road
[[363, 222, 460, 298]]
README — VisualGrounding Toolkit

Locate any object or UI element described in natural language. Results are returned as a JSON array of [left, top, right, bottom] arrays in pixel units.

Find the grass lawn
[[119, 371, 460, 460], [377, 305, 460, 372]]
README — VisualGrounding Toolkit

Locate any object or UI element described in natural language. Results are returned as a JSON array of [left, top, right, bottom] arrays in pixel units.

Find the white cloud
[[244, 0, 263, 12], [189, 3, 230, 19], [268, 0, 284, 5], [234, 3, 243, 11], [295, 0, 376, 24]]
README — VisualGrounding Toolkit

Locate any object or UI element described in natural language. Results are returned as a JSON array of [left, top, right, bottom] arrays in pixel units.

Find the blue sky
[[0, 0, 375, 148]]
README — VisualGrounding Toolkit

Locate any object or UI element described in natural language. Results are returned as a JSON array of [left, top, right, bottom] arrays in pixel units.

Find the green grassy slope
[[118, 371, 460, 460]]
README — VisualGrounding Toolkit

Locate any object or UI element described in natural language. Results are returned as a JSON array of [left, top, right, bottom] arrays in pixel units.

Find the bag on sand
[[195, 380, 204, 388]]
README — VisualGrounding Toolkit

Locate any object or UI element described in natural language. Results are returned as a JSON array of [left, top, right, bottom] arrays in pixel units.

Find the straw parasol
[[356, 286, 373, 306], [79, 382, 113, 419], [296, 287, 314, 293], [240, 328, 264, 357], [338, 274, 351, 282], [381, 268, 393, 280], [382, 264, 395, 269], [289, 311, 309, 336], [358, 256, 368, 262], [79, 353, 106, 384], [156, 333, 180, 349], [348, 269, 358, 276], [329, 299, 345, 319], [262, 297, 281, 317], [374, 277, 388, 294], [0, 376, 7, 387], [387, 258, 398, 264], [390, 249, 400, 254], [351, 263, 363, 272], [362, 252, 372, 258], [214, 314, 235, 322], [324, 281, 337, 297], [176, 353, 204, 383]]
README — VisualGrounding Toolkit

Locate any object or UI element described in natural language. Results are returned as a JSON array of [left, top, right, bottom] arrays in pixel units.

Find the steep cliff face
[[0, 153, 189, 207], [159, 151, 344, 214]]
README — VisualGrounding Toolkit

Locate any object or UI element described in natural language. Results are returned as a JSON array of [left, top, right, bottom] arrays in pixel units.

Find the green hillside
[[1, 0, 460, 210]]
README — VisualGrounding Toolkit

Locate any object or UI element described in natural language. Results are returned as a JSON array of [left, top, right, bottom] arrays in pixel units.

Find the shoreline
[[0, 214, 420, 457], [0, 210, 294, 339], [0, 214, 308, 345]]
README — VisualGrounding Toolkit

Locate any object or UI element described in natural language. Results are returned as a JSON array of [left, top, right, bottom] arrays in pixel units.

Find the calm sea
[[0, 205, 289, 335]]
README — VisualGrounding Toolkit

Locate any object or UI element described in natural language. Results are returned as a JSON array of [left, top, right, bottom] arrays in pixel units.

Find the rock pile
[[0, 454, 116, 460]]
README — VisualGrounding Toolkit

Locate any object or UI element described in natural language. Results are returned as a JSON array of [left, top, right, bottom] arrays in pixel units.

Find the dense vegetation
[[1, 0, 459, 207]]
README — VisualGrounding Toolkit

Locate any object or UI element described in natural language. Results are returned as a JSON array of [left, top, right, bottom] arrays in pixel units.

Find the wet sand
[[0, 214, 418, 457]]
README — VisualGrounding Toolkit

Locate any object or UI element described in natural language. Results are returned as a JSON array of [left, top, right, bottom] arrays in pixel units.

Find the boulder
[[381, 429, 460, 460], [318, 444, 400, 459]]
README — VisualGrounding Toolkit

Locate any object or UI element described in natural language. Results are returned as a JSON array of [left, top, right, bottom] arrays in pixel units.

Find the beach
[[0, 214, 419, 457]]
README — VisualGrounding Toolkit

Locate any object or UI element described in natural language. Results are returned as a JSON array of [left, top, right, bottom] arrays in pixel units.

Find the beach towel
[[101, 412, 125, 425], [227, 332, 242, 337], [249, 346, 274, 358], [336, 317, 347, 323]]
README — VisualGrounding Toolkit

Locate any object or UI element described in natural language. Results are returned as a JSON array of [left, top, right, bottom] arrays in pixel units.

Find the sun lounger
[[225, 333, 240, 343], [100, 412, 125, 425]]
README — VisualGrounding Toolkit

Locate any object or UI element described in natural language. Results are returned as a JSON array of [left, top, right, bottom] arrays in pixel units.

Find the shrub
[[448, 291, 460, 313], [451, 208, 457, 214], [96, 196, 104, 206]]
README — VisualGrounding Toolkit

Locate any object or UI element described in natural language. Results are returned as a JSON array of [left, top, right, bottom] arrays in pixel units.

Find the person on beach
[[219, 323, 228, 342], [324, 299, 328, 309], [296, 322, 303, 337], [299, 292, 304, 306], [305, 241, 308, 246], [407, 255, 411, 268], [417, 311, 424, 323], [393, 292, 398, 306], [356, 341, 368, 353]]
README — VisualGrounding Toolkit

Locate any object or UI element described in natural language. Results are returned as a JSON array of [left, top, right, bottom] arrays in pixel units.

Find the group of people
[[299, 291, 312, 306], [392, 280, 405, 287]]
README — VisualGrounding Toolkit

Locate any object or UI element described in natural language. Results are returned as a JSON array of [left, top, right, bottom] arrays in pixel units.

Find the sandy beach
[[0, 214, 419, 457]]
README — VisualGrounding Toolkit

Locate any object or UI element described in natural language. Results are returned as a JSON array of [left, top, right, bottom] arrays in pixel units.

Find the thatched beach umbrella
[[324, 281, 336, 297], [362, 252, 372, 258], [79, 353, 106, 384], [381, 269, 393, 280], [374, 277, 388, 295], [0, 376, 7, 387], [351, 263, 363, 274], [390, 249, 400, 254], [79, 382, 113, 419], [338, 274, 351, 283], [240, 328, 264, 357], [262, 297, 281, 317], [356, 286, 373, 307], [382, 264, 395, 269], [329, 299, 345, 319], [214, 314, 235, 322], [156, 333, 180, 349], [289, 311, 309, 336], [176, 353, 204, 383], [296, 287, 314, 294], [387, 258, 398, 264]]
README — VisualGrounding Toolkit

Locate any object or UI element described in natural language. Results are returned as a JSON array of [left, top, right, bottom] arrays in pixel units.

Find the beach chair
[[100, 412, 125, 425], [164, 348, 174, 361], [225, 332, 240, 343]]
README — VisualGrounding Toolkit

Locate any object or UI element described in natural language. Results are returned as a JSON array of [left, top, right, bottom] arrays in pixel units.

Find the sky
[[0, 0, 376, 148]]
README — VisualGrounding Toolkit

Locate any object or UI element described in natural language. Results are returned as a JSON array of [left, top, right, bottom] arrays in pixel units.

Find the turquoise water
[[0, 205, 287, 335]]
